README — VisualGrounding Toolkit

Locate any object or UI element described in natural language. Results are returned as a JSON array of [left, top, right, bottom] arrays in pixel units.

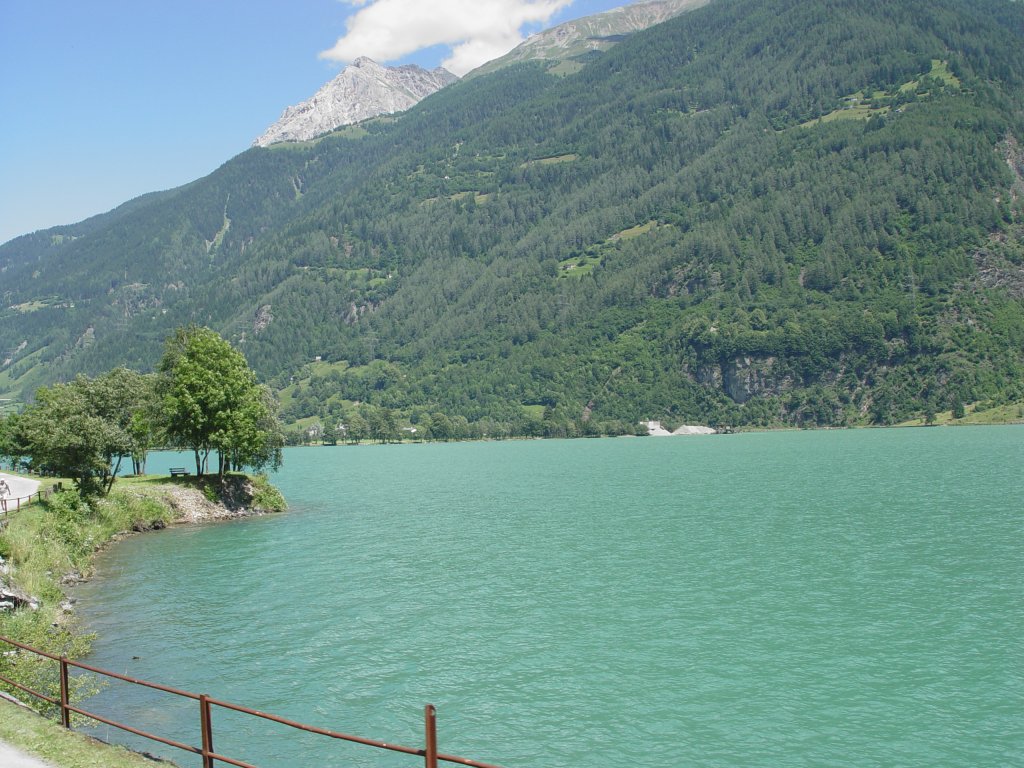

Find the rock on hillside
[[254, 57, 458, 146]]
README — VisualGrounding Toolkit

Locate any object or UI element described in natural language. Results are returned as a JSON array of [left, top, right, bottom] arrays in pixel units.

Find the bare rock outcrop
[[254, 57, 457, 146]]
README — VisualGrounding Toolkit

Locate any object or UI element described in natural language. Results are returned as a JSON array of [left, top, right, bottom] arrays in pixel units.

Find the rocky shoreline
[[123, 475, 282, 529]]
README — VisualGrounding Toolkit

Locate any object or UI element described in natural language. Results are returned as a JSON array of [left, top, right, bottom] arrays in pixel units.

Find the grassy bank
[[896, 398, 1024, 427], [0, 698, 174, 767], [0, 473, 285, 764]]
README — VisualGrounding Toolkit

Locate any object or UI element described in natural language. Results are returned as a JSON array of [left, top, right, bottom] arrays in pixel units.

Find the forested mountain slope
[[3, 0, 1023, 435]]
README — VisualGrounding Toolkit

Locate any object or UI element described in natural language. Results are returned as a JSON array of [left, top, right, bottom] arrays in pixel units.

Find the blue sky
[[0, 0, 631, 245]]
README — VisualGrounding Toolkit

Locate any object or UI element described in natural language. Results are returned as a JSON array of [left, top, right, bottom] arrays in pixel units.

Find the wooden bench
[[169, 467, 189, 477]]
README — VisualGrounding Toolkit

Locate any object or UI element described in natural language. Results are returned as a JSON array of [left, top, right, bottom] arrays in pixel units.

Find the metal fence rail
[[0, 635, 505, 768], [0, 488, 53, 514]]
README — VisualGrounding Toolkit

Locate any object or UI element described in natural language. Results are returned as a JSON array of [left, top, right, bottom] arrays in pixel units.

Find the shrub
[[250, 475, 287, 513]]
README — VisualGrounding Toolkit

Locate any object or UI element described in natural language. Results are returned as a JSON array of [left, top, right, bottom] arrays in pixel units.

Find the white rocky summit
[[254, 57, 457, 147]]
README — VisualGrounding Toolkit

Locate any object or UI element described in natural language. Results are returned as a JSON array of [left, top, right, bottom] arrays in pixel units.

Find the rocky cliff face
[[254, 57, 457, 146], [697, 356, 795, 404]]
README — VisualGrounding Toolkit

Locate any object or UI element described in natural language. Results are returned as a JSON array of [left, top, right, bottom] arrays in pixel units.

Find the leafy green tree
[[366, 406, 397, 443], [344, 410, 369, 443], [321, 413, 339, 445], [157, 326, 283, 477], [94, 367, 160, 476], [951, 397, 966, 420], [429, 412, 453, 441], [0, 413, 26, 471], [16, 374, 134, 495], [220, 385, 285, 474]]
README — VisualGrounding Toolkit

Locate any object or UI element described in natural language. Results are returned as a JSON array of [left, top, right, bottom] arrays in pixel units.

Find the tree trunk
[[105, 456, 123, 494]]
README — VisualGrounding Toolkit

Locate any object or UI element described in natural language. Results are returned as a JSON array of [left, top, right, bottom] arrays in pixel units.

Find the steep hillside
[[3, 0, 1023, 435]]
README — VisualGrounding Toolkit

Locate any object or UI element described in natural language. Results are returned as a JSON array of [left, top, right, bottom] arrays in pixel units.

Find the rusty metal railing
[[0, 635, 505, 768]]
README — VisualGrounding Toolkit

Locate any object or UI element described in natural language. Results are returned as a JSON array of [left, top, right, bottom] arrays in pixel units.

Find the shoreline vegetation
[[0, 472, 285, 767], [284, 397, 1024, 447]]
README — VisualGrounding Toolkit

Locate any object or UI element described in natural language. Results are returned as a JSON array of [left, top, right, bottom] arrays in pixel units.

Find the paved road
[[0, 740, 57, 767], [0, 737, 57, 765], [0, 472, 41, 512]]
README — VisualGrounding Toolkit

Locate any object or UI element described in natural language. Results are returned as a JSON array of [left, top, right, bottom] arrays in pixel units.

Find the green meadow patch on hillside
[[558, 253, 603, 278], [558, 222, 667, 278], [803, 60, 962, 127], [520, 153, 579, 168]]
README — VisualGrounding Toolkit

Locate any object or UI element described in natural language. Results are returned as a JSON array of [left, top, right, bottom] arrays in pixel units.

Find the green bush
[[250, 474, 287, 513], [201, 481, 220, 504], [45, 492, 92, 564]]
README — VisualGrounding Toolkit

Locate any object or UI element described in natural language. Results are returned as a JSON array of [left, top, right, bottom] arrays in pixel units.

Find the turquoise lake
[[73, 427, 1024, 767]]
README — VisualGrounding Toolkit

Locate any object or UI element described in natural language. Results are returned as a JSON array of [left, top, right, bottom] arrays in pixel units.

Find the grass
[[264, 124, 369, 151], [801, 93, 888, 127], [0, 699, 175, 767], [520, 153, 579, 168], [896, 399, 1024, 427], [9, 301, 52, 313], [557, 221, 669, 280], [547, 60, 585, 77], [802, 60, 960, 128], [558, 254, 602, 278], [899, 59, 960, 92], [609, 221, 659, 241], [817, 102, 885, 124]]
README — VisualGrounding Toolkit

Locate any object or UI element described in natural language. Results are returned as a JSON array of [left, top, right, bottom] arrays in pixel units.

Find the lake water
[[73, 427, 1023, 767]]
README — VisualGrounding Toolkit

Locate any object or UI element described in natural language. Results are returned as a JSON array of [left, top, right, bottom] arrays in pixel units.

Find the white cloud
[[320, 0, 575, 76]]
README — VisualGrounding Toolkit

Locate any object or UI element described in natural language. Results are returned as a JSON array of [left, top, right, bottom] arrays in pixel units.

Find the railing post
[[424, 704, 438, 768], [59, 657, 71, 728], [200, 694, 215, 768]]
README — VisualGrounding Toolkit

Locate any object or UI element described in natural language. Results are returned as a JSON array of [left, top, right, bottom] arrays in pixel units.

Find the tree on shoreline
[[157, 325, 283, 478], [4, 330, 281, 490], [11, 369, 155, 495]]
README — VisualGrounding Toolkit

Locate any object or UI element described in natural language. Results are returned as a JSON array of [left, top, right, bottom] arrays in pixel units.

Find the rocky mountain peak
[[465, 0, 709, 78], [253, 58, 457, 147]]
